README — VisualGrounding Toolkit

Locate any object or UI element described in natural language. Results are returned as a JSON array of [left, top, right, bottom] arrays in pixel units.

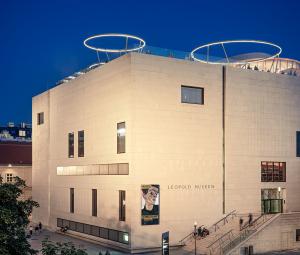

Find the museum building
[[32, 39, 300, 253]]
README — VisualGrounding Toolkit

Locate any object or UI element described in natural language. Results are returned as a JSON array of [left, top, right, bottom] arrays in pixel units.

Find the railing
[[179, 210, 237, 245], [207, 229, 234, 255], [221, 214, 274, 255], [221, 229, 255, 254], [208, 210, 237, 234]]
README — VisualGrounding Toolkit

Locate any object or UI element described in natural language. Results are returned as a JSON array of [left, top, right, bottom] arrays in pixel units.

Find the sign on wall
[[141, 184, 160, 225], [162, 231, 169, 255]]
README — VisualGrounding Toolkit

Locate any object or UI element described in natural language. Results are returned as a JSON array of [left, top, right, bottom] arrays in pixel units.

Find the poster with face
[[141, 184, 160, 225]]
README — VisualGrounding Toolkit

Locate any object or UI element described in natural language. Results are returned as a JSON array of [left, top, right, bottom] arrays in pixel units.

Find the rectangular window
[[78, 130, 84, 157], [92, 189, 97, 217], [181, 85, 204, 105], [56, 218, 129, 244], [6, 173, 13, 183], [261, 161, 286, 182], [119, 190, 126, 221], [70, 188, 74, 213], [117, 122, 125, 154], [68, 133, 74, 158], [296, 229, 300, 241], [297, 131, 300, 157], [37, 112, 44, 125], [19, 130, 26, 137]]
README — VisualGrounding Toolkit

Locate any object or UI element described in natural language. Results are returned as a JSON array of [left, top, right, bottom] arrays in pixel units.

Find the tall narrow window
[[92, 189, 97, 217], [68, 133, 74, 158], [297, 131, 300, 157], [117, 122, 125, 154], [37, 112, 44, 125], [78, 130, 84, 157], [181, 85, 204, 105], [70, 188, 74, 213], [119, 190, 126, 221]]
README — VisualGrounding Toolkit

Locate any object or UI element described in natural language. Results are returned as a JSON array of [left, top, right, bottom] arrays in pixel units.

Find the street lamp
[[194, 221, 197, 255]]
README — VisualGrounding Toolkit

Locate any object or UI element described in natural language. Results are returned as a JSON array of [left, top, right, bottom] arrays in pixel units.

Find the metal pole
[[194, 222, 197, 255]]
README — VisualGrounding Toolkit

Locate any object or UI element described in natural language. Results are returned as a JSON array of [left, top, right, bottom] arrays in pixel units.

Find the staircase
[[179, 212, 274, 255], [179, 210, 238, 254], [219, 214, 275, 255]]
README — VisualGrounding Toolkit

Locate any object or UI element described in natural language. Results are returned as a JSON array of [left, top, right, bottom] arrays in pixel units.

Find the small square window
[[181, 85, 204, 105], [19, 130, 26, 137], [6, 173, 13, 183], [37, 112, 44, 125]]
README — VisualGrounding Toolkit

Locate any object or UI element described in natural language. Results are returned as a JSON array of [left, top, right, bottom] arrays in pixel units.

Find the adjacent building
[[0, 123, 32, 199], [32, 52, 300, 252]]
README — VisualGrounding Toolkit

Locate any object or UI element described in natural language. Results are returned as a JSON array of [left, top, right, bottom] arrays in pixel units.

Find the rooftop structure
[[54, 34, 299, 87]]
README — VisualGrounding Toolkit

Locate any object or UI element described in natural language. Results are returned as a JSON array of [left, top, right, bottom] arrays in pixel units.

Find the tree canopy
[[0, 176, 39, 255]]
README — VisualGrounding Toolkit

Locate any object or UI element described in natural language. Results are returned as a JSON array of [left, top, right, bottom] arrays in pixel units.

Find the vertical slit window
[[37, 112, 44, 125], [92, 189, 97, 217], [78, 130, 84, 157], [297, 131, 300, 157], [70, 188, 74, 213], [68, 133, 74, 158], [117, 122, 125, 154], [119, 190, 126, 221]]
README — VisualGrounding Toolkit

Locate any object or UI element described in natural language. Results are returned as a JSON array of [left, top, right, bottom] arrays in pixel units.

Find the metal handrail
[[222, 214, 273, 254], [208, 210, 237, 233], [179, 210, 237, 245], [207, 229, 233, 251]]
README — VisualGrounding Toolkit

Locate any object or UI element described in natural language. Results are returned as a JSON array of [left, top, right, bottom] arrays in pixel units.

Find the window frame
[[296, 229, 300, 242], [37, 112, 44, 125], [117, 122, 126, 154], [78, 130, 84, 157], [181, 85, 204, 105], [70, 188, 74, 213], [297, 131, 300, 157], [68, 132, 74, 158], [261, 161, 286, 182], [6, 173, 13, 183], [92, 189, 97, 217], [119, 190, 126, 221]]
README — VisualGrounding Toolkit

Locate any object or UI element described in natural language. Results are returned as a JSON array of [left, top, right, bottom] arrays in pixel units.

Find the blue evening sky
[[0, 0, 299, 125]]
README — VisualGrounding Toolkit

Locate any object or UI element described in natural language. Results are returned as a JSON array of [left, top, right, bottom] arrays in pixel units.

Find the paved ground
[[28, 229, 300, 255], [259, 250, 300, 255], [29, 229, 129, 255]]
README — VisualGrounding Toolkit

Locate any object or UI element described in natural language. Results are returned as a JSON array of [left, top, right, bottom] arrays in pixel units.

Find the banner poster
[[141, 184, 160, 225]]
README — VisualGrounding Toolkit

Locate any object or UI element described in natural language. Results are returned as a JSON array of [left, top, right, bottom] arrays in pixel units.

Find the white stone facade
[[32, 53, 300, 251]]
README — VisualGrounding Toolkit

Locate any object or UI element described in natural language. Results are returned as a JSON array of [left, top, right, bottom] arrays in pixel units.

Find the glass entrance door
[[261, 199, 283, 214]]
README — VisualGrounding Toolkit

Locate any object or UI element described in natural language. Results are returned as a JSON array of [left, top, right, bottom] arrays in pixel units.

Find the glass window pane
[[78, 130, 84, 157], [68, 133, 74, 158], [100, 228, 109, 239], [181, 86, 204, 104], [118, 163, 129, 175], [117, 122, 126, 154]]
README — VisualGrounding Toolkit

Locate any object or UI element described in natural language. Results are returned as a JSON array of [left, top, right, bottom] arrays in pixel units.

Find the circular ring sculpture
[[190, 40, 282, 65], [83, 33, 146, 53]]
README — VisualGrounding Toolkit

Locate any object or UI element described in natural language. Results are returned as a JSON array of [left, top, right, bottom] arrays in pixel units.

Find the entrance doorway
[[261, 199, 283, 214], [261, 188, 285, 214]]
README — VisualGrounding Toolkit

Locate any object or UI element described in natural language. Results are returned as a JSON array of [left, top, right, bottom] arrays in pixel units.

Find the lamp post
[[194, 221, 197, 255]]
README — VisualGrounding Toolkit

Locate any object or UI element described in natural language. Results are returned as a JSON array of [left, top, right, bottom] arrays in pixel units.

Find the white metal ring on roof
[[190, 40, 282, 65], [83, 33, 146, 53]]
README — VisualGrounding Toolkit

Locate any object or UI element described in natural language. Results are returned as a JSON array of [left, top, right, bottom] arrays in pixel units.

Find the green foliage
[[41, 238, 88, 255], [0, 176, 39, 255]]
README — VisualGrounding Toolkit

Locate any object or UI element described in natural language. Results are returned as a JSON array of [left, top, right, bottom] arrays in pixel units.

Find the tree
[[41, 239, 88, 255], [0, 176, 39, 255]]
